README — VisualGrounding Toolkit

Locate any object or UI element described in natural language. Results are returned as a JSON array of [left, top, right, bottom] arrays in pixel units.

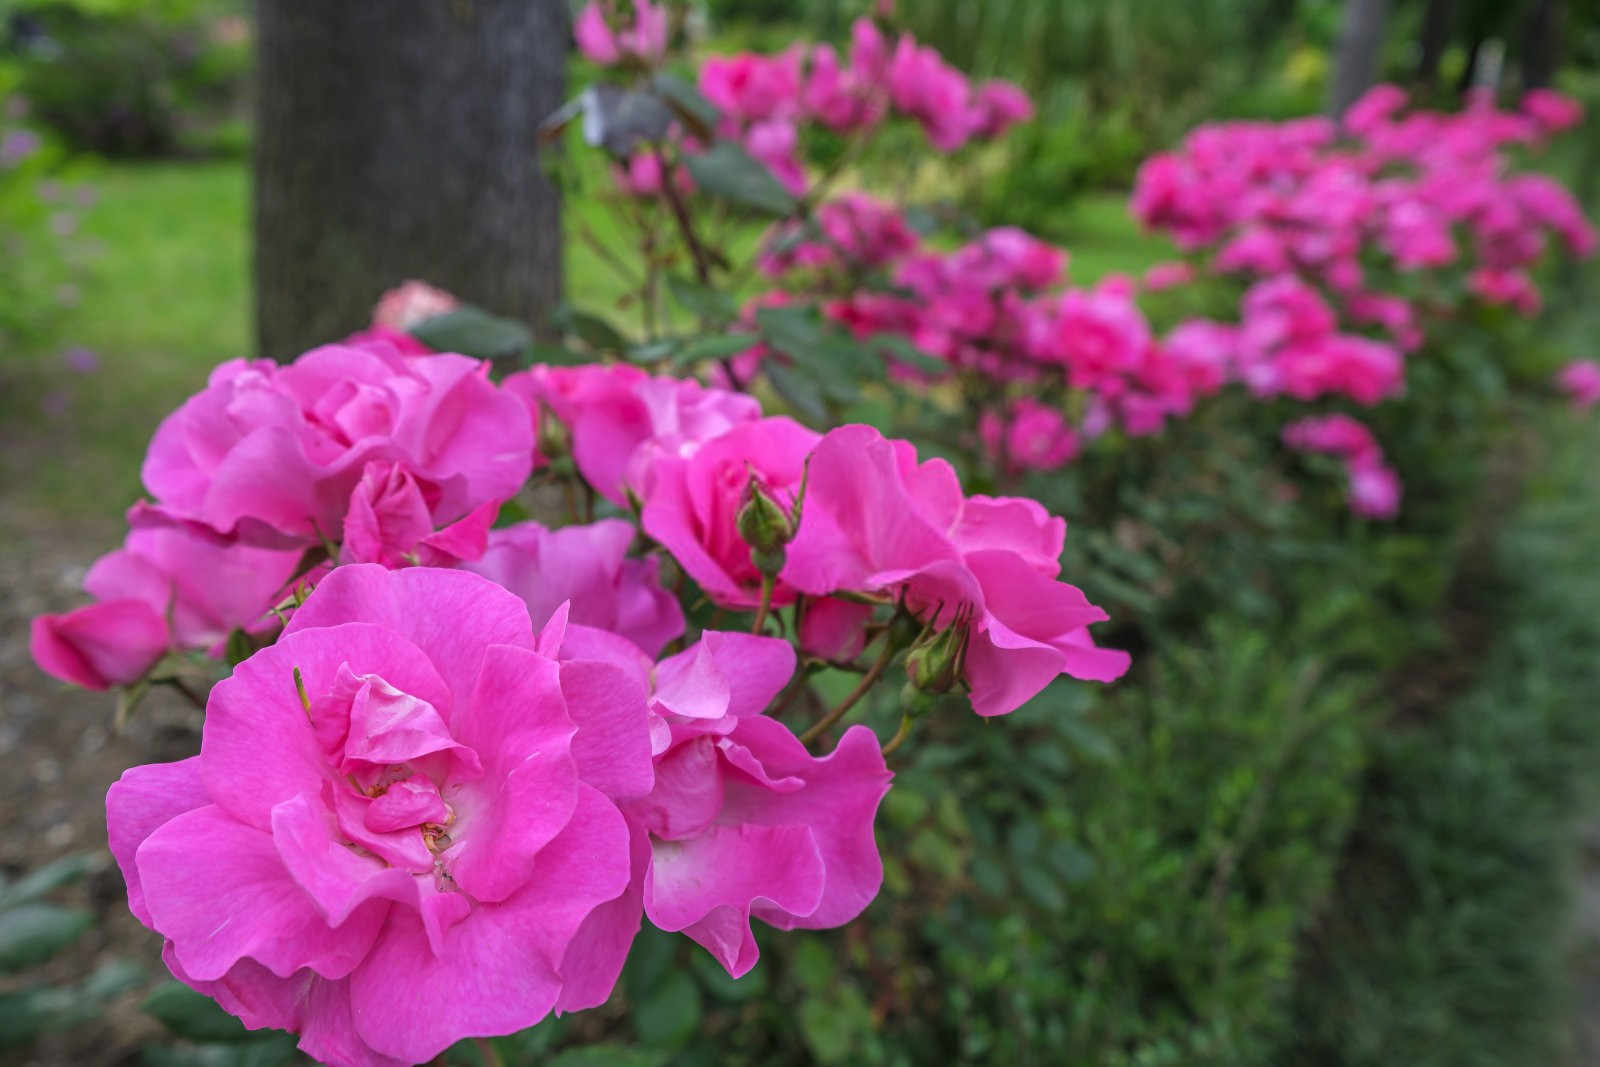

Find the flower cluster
[[588, 11, 1030, 202], [32, 331, 529, 689], [1282, 413, 1401, 519], [46, 297, 1125, 1063], [1132, 85, 1596, 322], [107, 564, 890, 1065]]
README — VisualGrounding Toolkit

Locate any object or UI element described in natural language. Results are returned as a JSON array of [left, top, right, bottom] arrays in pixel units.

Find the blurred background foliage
[[4, 0, 1600, 1064]]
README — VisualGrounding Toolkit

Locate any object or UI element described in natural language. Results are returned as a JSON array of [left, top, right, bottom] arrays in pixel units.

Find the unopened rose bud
[[737, 476, 794, 576], [904, 609, 970, 694]]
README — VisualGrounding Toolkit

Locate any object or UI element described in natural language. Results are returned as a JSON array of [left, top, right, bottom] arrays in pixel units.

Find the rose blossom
[[142, 342, 531, 546], [551, 626, 892, 977], [640, 416, 819, 608], [503, 364, 760, 506], [463, 519, 684, 658], [1556, 359, 1600, 410], [107, 566, 655, 1065], [785, 424, 1128, 716], [31, 504, 303, 690]]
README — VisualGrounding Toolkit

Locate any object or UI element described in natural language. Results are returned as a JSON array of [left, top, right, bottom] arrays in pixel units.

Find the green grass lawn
[[3, 159, 1163, 523]]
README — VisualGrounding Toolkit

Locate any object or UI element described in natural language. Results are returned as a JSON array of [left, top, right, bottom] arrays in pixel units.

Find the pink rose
[[982, 398, 1080, 474], [786, 425, 1128, 716], [1521, 88, 1583, 134], [1282, 414, 1382, 466], [107, 566, 653, 1065], [559, 627, 891, 977], [886, 36, 978, 152], [1347, 459, 1401, 519], [31, 601, 168, 691], [142, 343, 531, 546], [640, 416, 819, 609], [575, 0, 667, 66], [339, 461, 499, 569], [504, 364, 761, 506], [31, 504, 304, 689], [969, 80, 1033, 140], [1556, 359, 1600, 410], [463, 519, 684, 658]]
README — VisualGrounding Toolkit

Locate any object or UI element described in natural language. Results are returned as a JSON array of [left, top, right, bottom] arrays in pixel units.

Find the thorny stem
[[801, 635, 897, 745], [751, 573, 776, 635]]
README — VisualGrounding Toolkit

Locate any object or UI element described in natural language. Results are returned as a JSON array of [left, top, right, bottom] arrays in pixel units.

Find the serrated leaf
[[0, 905, 91, 971], [409, 306, 533, 362], [0, 852, 100, 910], [685, 141, 798, 216], [142, 982, 251, 1042]]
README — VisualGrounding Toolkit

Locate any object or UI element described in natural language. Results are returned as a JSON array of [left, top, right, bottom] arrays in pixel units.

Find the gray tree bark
[[254, 1, 567, 362], [1329, 0, 1392, 116]]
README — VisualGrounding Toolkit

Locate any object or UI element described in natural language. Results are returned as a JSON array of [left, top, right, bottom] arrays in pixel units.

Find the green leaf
[[666, 275, 737, 326], [142, 981, 251, 1042], [408, 306, 533, 362], [0, 904, 91, 972], [555, 306, 628, 354], [0, 852, 100, 910], [684, 141, 798, 216], [528, 341, 594, 367], [633, 968, 703, 1049], [754, 304, 825, 356], [675, 332, 759, 365], [650, 73, 719, 140], [627, 339, 680, 365], [766, 362, 828, 424]]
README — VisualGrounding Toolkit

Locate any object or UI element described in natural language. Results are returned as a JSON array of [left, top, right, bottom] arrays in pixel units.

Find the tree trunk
[[254, 1, 567, 362], [1329, 0, 1392, 116], [1520, 0, 1562, 89], [1416, 0, 1454, 88]]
